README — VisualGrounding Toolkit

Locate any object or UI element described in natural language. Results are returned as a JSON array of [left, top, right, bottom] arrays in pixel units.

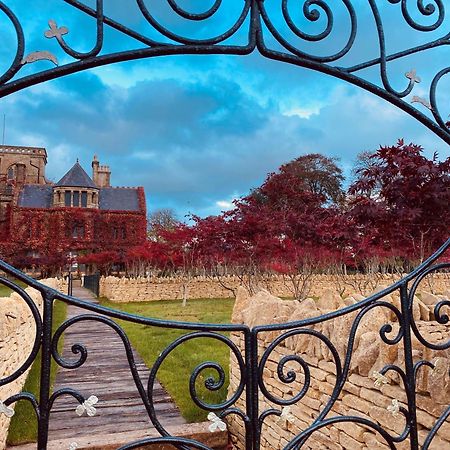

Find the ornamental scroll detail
[[0, 1, 449, 143], [0, 238, 449, 449]]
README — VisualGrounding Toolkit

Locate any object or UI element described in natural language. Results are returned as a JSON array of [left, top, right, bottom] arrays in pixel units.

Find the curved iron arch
[[0, 0, 449, 144], [0, 3, 449, 450]]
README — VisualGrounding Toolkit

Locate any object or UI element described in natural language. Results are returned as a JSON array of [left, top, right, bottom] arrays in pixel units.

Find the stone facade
[[0, 146, 47, 226], [99, 274, 450, 303], [0, 145, 47, 186], [92, 155, 111, 188], [0, 278, 64, 449], [227, 287, 450, 450], [0, 148, 147, 265], [52, 186, 99, 209]]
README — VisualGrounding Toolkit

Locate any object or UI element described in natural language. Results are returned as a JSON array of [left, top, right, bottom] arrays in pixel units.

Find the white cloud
[[282, 106, 321, 119], [216, 200, 234, 209]]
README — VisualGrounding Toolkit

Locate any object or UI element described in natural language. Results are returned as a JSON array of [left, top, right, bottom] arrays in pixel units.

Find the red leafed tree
[[124, 241, 170, 277], [205, 154, 347, 298], [11, 146, 445, 284], [157, 224, 199, 306], [78, 251, 123, 276], [348, 140, 450, 267]]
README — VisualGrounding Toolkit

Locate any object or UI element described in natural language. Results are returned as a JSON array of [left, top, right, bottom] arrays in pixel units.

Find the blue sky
[[1, 1, 449, 219]]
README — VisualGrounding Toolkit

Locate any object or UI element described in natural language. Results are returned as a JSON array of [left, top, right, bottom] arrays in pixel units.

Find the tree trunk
[[182, 283, 188, 307]]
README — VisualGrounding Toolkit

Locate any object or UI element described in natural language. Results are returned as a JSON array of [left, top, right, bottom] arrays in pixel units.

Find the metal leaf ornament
[[371, 370, 390, 388], [411, 96, 432, 110], [0, 400, 14, 418], [387, 399, 400, 417], [405, 69, 421, 84], [207, 412, 227, 432], [278, 406, 295, 425], [75, 395, 98, 417], [21, 51, 58, 66], [45, 20, 69, 40]]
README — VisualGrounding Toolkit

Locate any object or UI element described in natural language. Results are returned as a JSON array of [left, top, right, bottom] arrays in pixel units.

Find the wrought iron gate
[[0, 241, 449, 449], [0, 1, 449, 449], [83, 273, 100, 297]]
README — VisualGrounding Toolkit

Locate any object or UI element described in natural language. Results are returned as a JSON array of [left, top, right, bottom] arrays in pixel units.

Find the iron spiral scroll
[[0, 1, 447, 143], [0, 238, 448, 449], [0, 1, 449, 448]]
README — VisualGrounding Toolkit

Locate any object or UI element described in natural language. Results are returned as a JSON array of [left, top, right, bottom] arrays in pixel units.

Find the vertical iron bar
[[37, 291, 54, 450], [95, 273, 100, 297], [400, 283, 419, 449], [245, 329, 259, 450], [68, 273, 73, 296]]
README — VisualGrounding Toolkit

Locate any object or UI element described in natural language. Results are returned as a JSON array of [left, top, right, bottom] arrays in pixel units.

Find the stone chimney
[[92, 155, 111, 187]]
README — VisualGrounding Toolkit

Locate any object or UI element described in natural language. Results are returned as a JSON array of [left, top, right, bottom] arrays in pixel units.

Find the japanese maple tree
[[349, 140, 450, 265]]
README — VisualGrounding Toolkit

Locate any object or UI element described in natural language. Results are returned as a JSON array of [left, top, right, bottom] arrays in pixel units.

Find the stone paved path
[[9, 282, 185, 448]]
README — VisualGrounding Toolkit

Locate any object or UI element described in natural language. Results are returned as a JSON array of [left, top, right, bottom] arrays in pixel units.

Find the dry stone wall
[[0, 278, 64, 449], [99, 274, 449, 303], [227, 286, 450, 450]]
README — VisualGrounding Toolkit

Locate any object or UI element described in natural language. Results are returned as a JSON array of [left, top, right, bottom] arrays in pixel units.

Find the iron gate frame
[[0, 1, 449, 449], [83, 273, 100, 297], [0, 1, 449, 144], [0, 240, 449, 450]]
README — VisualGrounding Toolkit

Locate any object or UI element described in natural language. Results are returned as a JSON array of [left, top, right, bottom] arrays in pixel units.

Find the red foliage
[[1, 146, 447, 278], [348, 140, 450, 264], [1, 203, 146, 274]]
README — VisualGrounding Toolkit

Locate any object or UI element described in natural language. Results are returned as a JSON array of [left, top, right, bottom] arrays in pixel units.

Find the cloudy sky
[[0, 1, 449, 218]]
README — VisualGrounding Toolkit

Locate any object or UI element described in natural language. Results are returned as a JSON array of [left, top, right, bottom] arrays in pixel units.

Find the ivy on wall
[[0, 199, 147, 274]]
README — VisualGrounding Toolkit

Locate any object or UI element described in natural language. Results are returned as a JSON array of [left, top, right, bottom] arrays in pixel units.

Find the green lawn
[[0, 279, 28, 297], [7, 299, 67, 446], [100, 297, 235, 423]]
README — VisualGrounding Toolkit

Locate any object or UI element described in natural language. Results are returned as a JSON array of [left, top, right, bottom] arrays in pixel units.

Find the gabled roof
[[17, 185, 144, 211], [18, 185, 53, 208], [99, 188, 141, 211], [55, 162, 96, 188], [17, 159, 145, 211]]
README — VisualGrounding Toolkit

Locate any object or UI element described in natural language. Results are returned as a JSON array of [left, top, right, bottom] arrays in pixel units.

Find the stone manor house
[[0, 145, 146, 267]]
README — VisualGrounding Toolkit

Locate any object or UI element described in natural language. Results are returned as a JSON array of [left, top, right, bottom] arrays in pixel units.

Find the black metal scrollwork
[[255, 299, 410, 448], [47, 0, 104, 59], [0, 2, 448, 448], [259, 0, 357, 63], [0, 1, 448, 142], [0, 235, 448, 449], [387, 0, 445, 31], [0, 278, 42, 386]]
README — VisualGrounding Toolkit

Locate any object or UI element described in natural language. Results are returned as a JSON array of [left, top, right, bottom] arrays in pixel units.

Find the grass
[[7, 299, 68, 445], [0, 279, 28, 297], [100, 297, 235, 423]]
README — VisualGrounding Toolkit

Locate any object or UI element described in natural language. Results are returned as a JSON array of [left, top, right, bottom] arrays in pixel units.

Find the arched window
[[7, 164, 26, 182], [7, 166, 14, 180]]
